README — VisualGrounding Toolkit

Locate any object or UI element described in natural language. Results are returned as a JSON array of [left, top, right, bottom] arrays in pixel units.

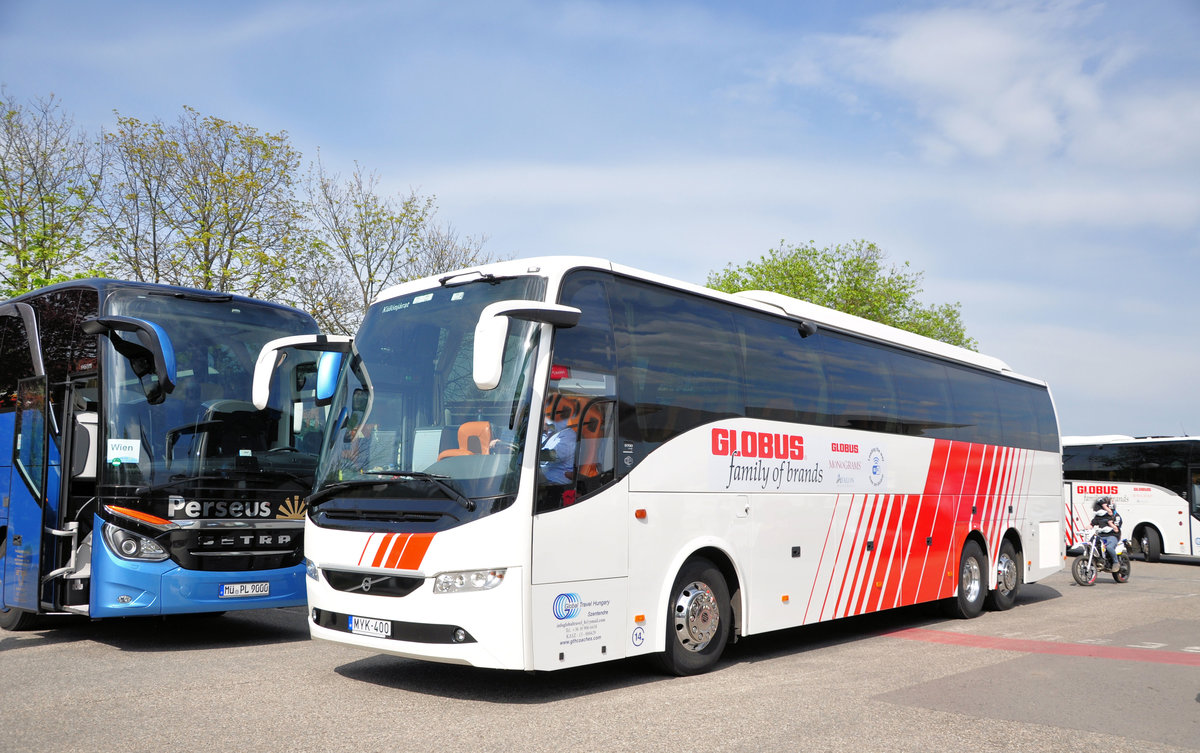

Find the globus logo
[[711, 428, 804, 460], [553, 593, 582, 620], [1078, 485, 1119, 495]]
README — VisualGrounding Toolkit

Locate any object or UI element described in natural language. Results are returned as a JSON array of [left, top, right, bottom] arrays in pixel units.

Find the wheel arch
[[653, 541, 744, 650]]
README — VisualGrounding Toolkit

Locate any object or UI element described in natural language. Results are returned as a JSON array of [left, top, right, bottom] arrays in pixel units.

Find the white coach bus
[[1063, 436, 1200, 561], [255, 257, 1063, 675]]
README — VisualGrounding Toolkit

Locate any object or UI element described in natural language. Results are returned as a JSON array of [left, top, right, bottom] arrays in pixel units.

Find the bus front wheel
[[656, 557, 730, 676], [0, 606, 41, 631], [945, 540, 987, 619]]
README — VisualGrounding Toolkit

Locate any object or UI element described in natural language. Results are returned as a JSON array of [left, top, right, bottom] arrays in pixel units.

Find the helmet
[[1092, 497, 1112, 511]]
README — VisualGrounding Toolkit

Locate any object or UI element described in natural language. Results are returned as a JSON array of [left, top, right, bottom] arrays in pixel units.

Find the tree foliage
[[289, 157, 496, 334], [0, 91, 500, 329], [0, 89, 104, 296], [707, 240, 977, 349], [98, 106, 304, 299]]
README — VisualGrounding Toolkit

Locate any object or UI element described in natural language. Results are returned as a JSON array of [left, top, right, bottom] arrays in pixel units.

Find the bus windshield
[[102, 291, 320, 490], [314, 275, 546, 514]]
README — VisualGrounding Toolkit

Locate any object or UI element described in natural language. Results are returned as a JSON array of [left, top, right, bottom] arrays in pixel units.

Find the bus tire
[[1139, 528, 1162, 563], [656, 557, 730, 676], [986, 539, 1021, 611], [945, 540, 987, 619], [0, 606, 41, 631]]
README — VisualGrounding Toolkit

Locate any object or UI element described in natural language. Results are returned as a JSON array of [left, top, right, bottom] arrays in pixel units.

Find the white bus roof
[[377, 255, 1032, 380], [1063, 435, 1194, 446]]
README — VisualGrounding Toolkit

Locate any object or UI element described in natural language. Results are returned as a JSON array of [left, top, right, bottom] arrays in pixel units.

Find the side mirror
[[473, 301, 581, 391], [315, 351, 344, 406], [0, 302, 46, 377], [253, 334, 353, 410], [81, 316, 176, 404]]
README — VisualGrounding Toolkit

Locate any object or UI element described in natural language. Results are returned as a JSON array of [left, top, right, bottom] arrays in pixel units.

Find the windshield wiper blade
[[363, 471, 476, 511], [306, 479, 395, 508]]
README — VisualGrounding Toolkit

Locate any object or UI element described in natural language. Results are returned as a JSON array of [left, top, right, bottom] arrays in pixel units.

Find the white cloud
[[767, 1, 1200, 170]]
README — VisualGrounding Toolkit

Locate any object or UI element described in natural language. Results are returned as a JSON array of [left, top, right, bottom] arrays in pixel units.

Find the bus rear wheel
[[1139, 528, 1162, 563], [944, 540, 987, 619], [656, 557, 730, 676], [986, 539, 1021, 611]]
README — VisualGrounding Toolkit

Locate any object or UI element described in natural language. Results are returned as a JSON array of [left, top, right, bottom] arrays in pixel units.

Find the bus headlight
[[433, 569, 506, 594], [304, 558, 318, 580], [102, 523, 170, 562]]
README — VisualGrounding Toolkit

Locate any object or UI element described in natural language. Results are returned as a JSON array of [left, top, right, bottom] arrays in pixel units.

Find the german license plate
[[219, 581, 269, 598], [348, 615, 392, 638]]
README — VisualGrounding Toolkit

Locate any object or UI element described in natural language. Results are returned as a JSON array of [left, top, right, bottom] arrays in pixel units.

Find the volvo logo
[[361, 577, 373, 593]]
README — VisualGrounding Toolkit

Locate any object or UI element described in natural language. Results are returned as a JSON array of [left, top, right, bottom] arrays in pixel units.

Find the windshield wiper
[[363, 470, 476, 511], [437, 270, 516, 287], [306, 479, 396, 508]]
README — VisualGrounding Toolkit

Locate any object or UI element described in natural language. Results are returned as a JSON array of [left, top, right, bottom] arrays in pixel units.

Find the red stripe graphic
[[804, 496, 844, 623], [357, 531, 437, 571]]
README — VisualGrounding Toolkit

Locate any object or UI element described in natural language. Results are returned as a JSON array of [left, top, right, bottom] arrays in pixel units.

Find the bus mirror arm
[[252, 335, 354, 410], [473, 301, 582, 391], [82, 316, 177, 404], [798, 321, 818, 338]]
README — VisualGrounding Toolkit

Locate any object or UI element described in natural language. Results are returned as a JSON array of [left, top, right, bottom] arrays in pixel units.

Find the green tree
[[707, 240, 977, 349], [0, 89, 104, 296], [290, 156, 498, 334], [98, 106, 304, 299]]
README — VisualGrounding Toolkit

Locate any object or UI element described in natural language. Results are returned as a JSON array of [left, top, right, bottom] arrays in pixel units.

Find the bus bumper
[[305, 566, 526, 669], [90, 531, 306, 617]]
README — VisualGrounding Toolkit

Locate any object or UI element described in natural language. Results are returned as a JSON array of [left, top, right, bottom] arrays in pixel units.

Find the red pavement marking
[[886, 627, 1200, 667]]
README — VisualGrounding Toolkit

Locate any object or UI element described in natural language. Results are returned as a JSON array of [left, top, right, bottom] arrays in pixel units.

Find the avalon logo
[[553, 592, 582, 620]]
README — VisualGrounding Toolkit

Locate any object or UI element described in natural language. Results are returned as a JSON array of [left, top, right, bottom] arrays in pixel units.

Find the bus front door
[[3, 376, 52, 613]]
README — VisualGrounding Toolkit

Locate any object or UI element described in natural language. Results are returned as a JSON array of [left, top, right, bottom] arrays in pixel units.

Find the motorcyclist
[[1090, 497, 1121, 570]]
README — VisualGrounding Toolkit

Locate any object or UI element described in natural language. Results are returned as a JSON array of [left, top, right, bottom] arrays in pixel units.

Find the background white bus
[[1063, 436, 1200, 560], [261, 257, 1063, 675]]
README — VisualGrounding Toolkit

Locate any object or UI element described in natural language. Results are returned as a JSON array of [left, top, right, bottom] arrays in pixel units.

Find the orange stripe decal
[[398, 533, 435, 570], [384, 534, 412, 569], [371, 533, 396, 568]]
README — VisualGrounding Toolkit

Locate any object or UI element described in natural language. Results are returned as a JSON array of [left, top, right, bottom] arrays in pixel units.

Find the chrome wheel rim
[[672, 580, 719, 652], [962, 557, 982, 603], [996, 552, 1018, 594]]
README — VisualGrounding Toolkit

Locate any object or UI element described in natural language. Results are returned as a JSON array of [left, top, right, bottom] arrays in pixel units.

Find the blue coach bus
[[0, 280, 323, 630]]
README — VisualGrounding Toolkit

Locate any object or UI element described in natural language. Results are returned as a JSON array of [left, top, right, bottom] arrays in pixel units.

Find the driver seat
[[437, 421, 492, 460]]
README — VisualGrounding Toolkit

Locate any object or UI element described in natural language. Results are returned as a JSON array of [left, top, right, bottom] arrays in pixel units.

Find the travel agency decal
[[551, 592, 611, 650], [710, 426, 887, 493]]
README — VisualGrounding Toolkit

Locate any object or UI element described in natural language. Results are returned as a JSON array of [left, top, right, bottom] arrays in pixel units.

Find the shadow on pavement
[[0, 605, 310, 654], [334, 588, 1062, 702]]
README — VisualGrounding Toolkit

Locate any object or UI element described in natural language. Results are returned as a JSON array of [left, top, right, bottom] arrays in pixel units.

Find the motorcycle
[[1071, 526, 1131, 586]]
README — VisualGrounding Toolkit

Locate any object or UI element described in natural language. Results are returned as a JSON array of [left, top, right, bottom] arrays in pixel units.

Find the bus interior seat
[[437, 421, 492, 460]]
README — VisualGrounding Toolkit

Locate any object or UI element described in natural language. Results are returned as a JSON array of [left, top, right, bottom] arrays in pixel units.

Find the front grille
[[323, 569, 424, 597], [170, 525, 304, 571]]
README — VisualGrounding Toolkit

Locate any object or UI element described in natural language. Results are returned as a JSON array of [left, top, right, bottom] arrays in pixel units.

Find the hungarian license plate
[[348, 615, 392, 638], [219, 581, 270, 598]]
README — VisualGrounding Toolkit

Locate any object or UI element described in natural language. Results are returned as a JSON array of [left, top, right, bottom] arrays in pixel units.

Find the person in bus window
[[539, 393, 578, 485], [1091, 498, 1121, 569]]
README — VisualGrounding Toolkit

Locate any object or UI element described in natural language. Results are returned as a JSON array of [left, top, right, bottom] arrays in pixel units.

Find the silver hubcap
[[962, 557, 982, 603], [996, 553, 1017, 594], [672, 580, 719, 652]]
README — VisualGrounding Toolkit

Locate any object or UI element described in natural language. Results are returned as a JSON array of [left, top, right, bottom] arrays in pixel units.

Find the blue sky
[[2, 0, 1198, 438]]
